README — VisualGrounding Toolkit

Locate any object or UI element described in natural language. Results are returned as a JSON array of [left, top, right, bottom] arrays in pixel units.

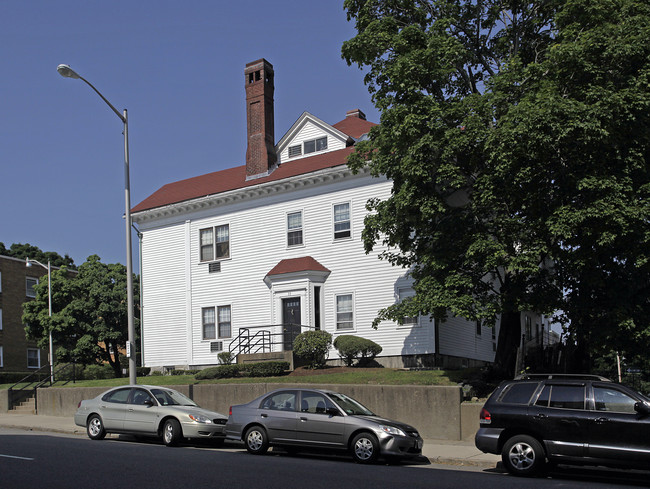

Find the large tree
[[0, 242, 75, 269], [342, 0, 650, 375], [23, 255, 140, 378]]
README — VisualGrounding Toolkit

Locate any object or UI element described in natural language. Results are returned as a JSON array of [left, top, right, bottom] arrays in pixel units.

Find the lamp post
[[26, 259, 54, 384], [57, 64, 137, 385]]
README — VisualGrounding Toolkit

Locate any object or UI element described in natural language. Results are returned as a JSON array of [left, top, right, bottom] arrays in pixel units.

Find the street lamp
[[56, 63, 137, 385], [26, 258, 54, 384]]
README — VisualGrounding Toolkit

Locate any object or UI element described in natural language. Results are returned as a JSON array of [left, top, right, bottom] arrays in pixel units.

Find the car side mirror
[[144, 399, 154, 407], [634, 401, 650, 416], [327, 407, 340, 417]]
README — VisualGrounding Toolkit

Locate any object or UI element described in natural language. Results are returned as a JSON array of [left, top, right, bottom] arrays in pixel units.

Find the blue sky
[[1, 0, 379, 268]]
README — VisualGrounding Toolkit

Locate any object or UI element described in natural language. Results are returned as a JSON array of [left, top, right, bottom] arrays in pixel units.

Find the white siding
[[139, 173, 438, 368], [140, 223, 189, 366], [438, 316, 496, 363]]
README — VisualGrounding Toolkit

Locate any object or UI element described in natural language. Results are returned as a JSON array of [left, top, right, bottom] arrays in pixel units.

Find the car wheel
[[244, 426, 269, 455], [351, 432, 379, 464], [502, 435, 546, 476], [162, 419, 183, 447], [86, 414, 106, 440]]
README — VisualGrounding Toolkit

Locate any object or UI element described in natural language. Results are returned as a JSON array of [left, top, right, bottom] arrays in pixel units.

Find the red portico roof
[[266, 257, 330, 277]]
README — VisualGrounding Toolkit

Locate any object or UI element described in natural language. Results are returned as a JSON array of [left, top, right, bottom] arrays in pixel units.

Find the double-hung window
[[398, 288, 418, 326], [27, 348, 40, 369], [218, 305, 232, 338], [203, 306, 232, 340], [333, 203, 351, 240], [336, 294, 354, 331], [287, 211, 303, 246], [202, 307, 216, 340], [200, 224, 230, 262], [26, 277, 38, 298]]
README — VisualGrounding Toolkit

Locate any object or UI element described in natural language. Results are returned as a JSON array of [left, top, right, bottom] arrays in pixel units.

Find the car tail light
[[77, 401, 82, 408], [480, 407, 491, 425], [229, 406, 232, 416]]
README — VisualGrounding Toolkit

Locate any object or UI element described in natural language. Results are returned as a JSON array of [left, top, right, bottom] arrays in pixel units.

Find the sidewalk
[[0, 412, 500, 468]]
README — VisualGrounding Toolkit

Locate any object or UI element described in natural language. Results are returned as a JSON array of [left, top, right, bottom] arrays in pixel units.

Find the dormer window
[[288, 145, 302, 158], [304, 136, 327, 154]]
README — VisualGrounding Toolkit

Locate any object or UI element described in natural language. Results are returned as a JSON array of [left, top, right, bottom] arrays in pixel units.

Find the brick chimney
[[245, 59, 276, 179], [346, 109, 366, 120]]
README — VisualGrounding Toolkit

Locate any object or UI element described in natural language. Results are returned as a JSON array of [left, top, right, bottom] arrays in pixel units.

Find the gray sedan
[[74, 385, 227, 446], [225, 388, 423, 463]]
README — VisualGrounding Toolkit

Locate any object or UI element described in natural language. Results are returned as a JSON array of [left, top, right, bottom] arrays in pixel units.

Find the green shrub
[[136, 367, 151, 376], [82, 364, 115, 380], [218, 351, 235, 365], [195, 364, 242, 380], [333, 335, 383, 367], [246, 361, 290, 377], [293, 330, 332, 369], [171, 369, 200, 376], [194, 361, 289, 380]]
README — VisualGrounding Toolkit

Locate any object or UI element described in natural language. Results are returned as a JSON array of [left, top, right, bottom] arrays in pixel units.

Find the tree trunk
[[493, 310, 522, 378]]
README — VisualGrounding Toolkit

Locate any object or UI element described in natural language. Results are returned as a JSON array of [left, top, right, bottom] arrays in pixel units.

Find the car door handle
[[533, 414, 547, 420], [300, 417, 308, 422], [594, 417, 609, 424], [128, 408, 134, 412], [261, 413, 268, 418]]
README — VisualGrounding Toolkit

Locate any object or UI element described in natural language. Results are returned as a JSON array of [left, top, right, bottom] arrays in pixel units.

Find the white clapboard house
[[132, 59, 551, 371]]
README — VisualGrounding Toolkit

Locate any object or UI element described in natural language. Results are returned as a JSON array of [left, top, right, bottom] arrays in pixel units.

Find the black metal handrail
[[8, 362, 79, 411], [228, 323, 314, 357]]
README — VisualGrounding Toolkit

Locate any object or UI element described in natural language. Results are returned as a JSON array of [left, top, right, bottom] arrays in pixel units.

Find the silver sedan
[[74, 385, 227, 446], [225, 388, 424, 463]]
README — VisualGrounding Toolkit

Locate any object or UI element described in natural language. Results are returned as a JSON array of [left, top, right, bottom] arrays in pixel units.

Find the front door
[[282, 298, 301, 350]]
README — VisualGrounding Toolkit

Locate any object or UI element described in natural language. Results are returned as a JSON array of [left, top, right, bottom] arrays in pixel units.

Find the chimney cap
[[346, 109, 366, 120]]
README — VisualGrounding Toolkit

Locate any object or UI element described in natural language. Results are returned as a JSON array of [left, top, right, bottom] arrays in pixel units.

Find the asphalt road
[[1, 430, 648, 489]]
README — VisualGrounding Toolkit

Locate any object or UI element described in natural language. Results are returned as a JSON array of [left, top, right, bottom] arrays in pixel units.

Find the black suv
[[475, 374, 650, 476]]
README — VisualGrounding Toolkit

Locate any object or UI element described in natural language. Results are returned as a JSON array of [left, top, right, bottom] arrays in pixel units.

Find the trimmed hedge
[[195, 361, 290, 380], [333, 335, 383, 367]]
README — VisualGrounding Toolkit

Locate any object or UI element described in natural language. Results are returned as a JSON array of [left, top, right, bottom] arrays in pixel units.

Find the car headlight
[[188, 414, 212, 424], [379, 425, 406, 437]]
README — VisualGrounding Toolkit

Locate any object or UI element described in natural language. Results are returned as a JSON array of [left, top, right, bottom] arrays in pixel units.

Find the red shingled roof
[[266, 257, 330, 277], [132, 115, 376, 214], [332, 116, 376, 139]]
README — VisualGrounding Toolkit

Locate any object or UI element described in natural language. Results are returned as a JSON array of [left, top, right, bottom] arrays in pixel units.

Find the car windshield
[[150, 388, 197, 407], [328, 392, 374, 416]]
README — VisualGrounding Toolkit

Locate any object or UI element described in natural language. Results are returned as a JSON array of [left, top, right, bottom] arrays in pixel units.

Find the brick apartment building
[[0, 255, 48, 374]]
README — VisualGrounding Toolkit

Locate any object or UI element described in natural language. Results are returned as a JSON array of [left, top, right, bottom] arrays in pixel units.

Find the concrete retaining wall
[[0, 389, 8, 412], [28, 383, 477, 440]]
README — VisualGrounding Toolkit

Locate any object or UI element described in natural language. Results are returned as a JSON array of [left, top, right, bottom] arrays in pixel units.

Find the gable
[[276, 112, 350, 164]]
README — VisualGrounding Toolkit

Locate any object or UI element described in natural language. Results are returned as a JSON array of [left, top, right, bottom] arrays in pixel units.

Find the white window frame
[[304, 136, 327, 155], [397, 288, 419, 328], [27, 348, 41, 369], [217, 305, 232, 339], [199, 224, 230, 262], [335, 293, 355, 331], [333, 202, 352, 241], [202, 307, 216, 340], [26, 277, 38, 298], [287, 210, 304, 247]]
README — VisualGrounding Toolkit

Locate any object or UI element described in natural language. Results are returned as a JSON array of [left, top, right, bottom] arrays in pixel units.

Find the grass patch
[[1, 368, 473, 390]]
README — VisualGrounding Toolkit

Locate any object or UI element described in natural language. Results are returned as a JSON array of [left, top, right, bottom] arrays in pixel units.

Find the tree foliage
[[23, 255, 139, 378], [342, 0, 650, 374], [0, 242, 76, 269]]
